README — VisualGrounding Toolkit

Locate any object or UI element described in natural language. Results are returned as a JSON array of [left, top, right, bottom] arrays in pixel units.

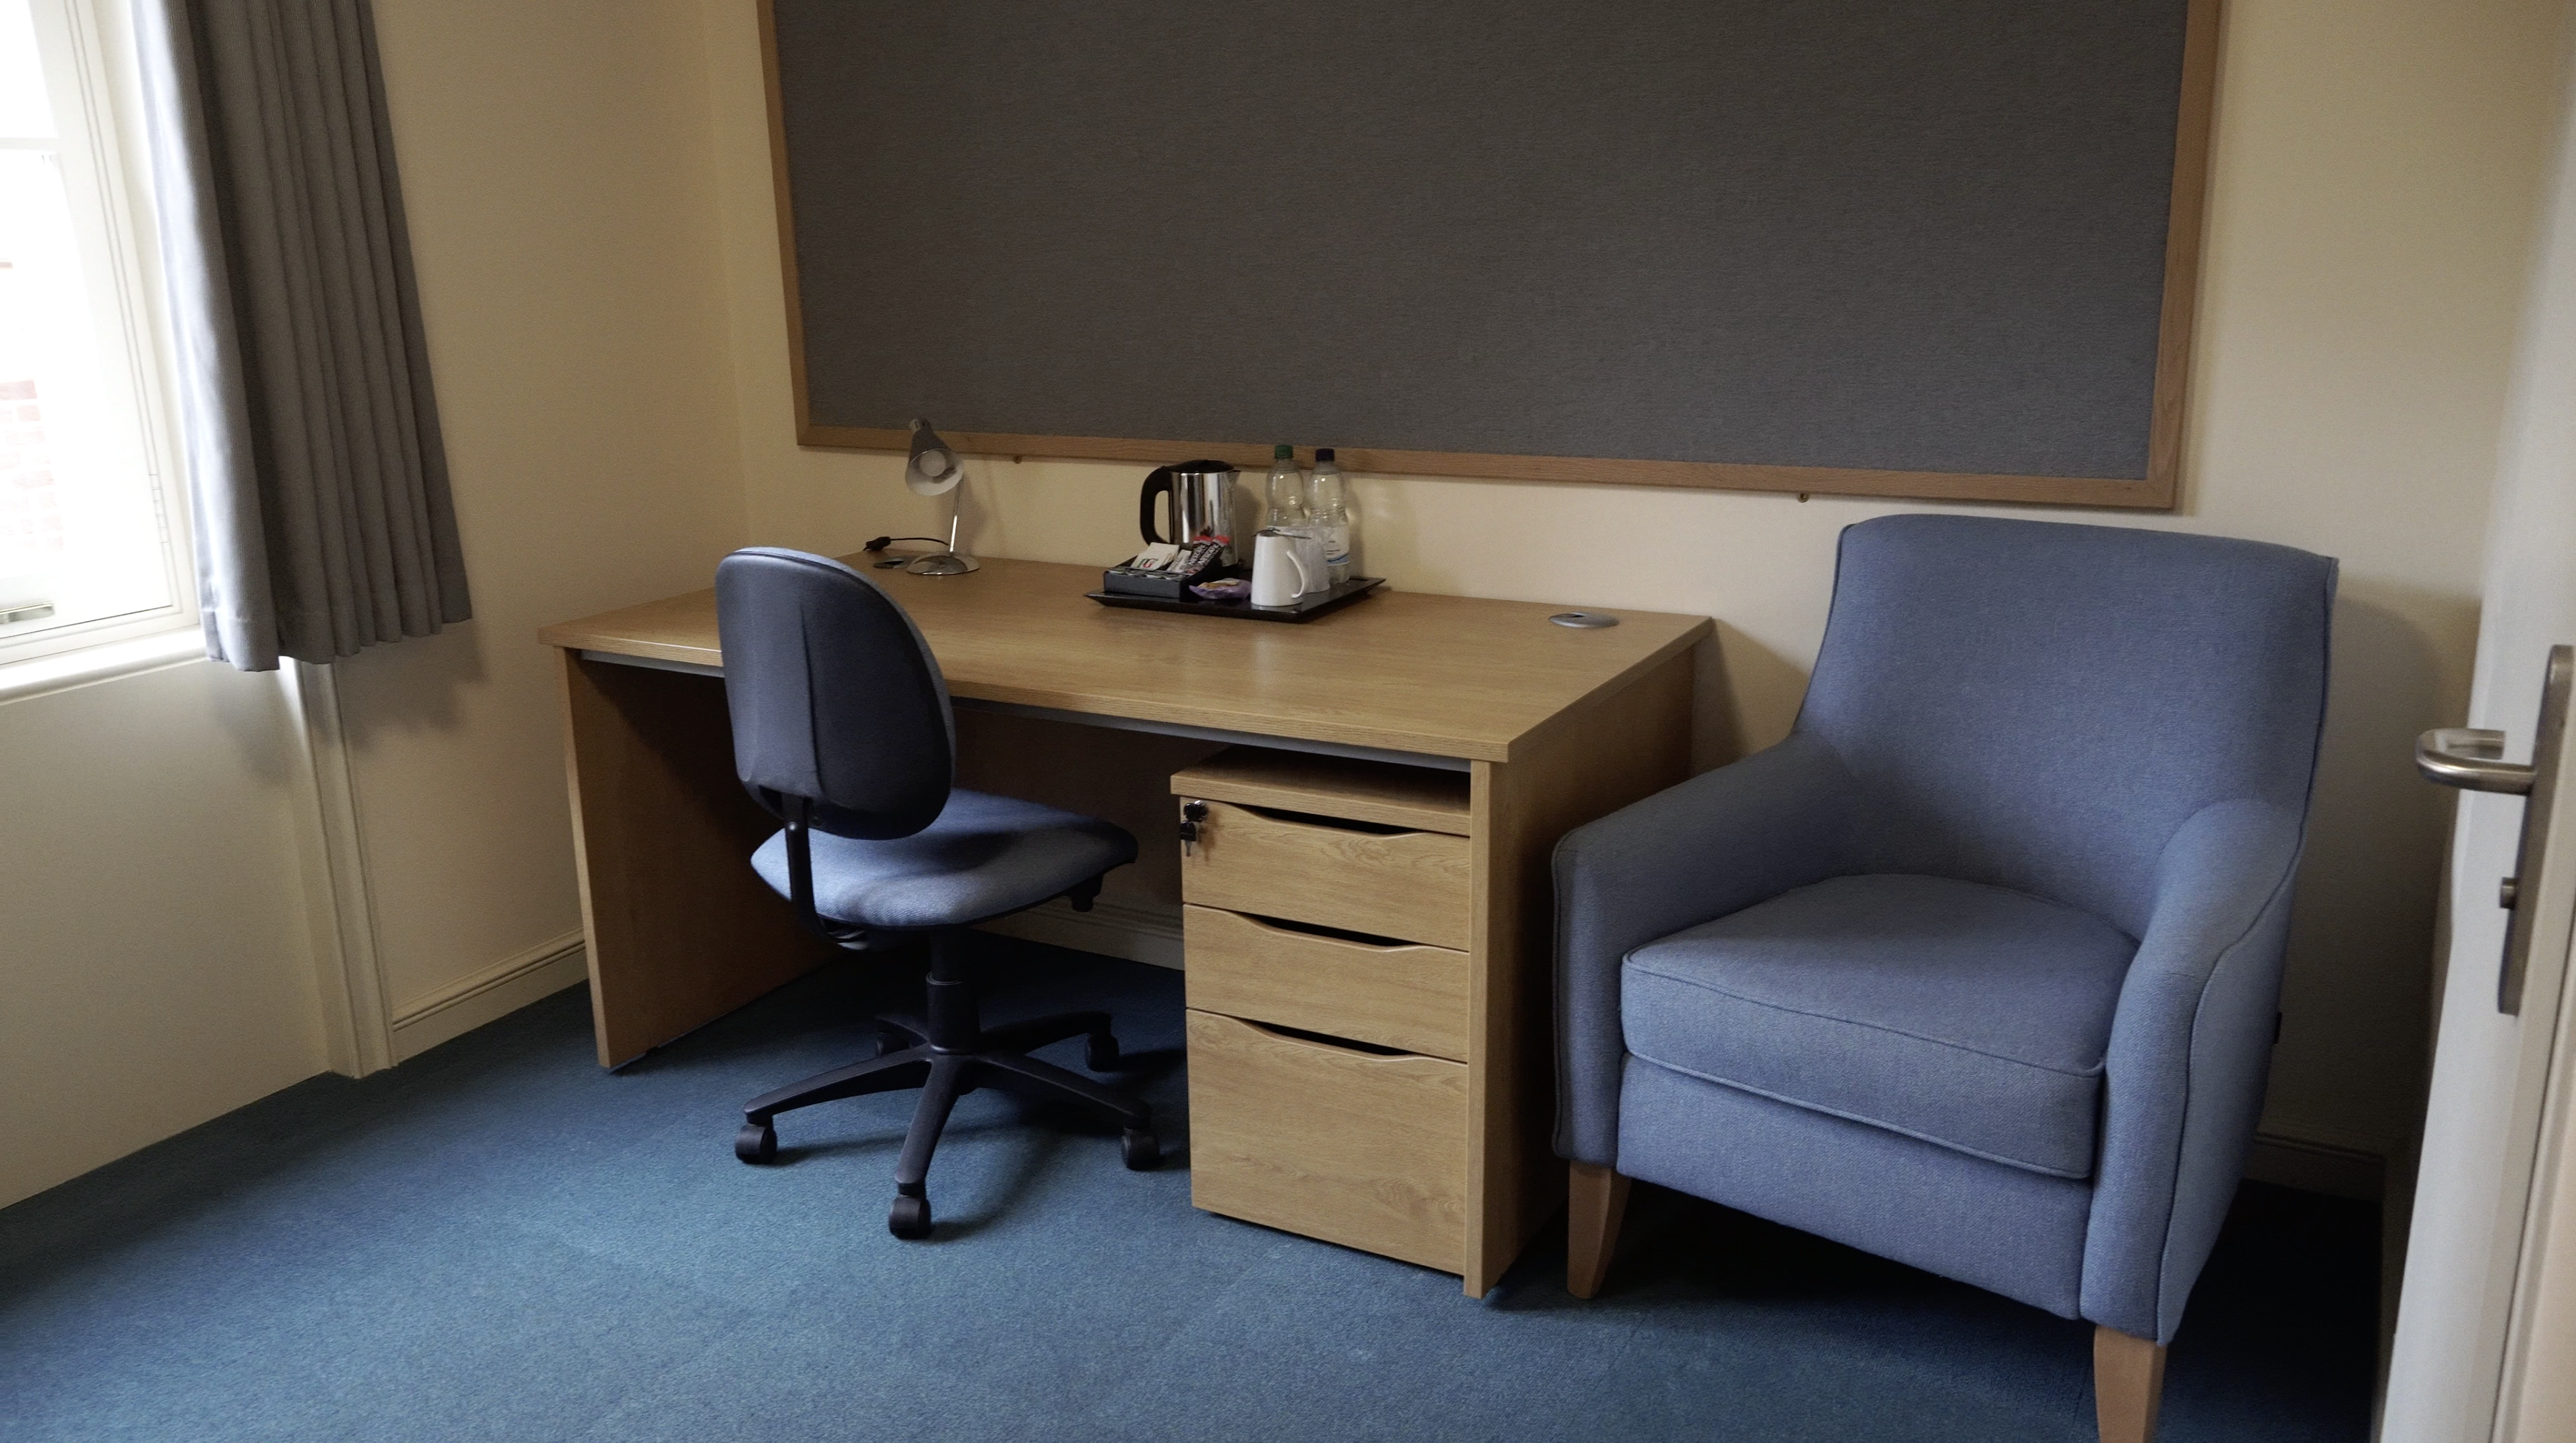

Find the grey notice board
[[763, 0, 2218, 508]]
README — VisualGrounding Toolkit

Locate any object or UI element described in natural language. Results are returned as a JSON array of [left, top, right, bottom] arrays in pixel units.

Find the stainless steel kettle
[[1138, 460, 1242, 565]]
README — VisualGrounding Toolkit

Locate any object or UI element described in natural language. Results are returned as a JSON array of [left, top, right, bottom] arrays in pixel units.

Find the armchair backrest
[[714, 547, 955, 840], [1797, 516, 2335, 937]]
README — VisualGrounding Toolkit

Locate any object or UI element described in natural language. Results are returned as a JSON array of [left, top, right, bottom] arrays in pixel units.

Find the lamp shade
[[906, 420, 963, 497]]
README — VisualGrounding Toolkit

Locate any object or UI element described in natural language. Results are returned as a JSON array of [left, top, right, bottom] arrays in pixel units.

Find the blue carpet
[[0, 939, 2374, 1442]]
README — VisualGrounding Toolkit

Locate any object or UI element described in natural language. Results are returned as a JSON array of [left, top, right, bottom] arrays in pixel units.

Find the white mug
[[1250, 530, 1312, 607]]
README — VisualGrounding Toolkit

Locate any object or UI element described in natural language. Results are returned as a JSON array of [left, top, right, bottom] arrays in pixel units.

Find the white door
[[2380, 33, 2576, 1443], [2498, 1070, 2576, 1439]]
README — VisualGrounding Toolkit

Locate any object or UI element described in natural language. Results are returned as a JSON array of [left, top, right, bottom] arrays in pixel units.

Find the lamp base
[[906, 552, 980, 576]]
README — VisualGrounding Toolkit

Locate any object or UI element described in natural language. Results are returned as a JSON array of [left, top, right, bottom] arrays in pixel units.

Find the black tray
[[1085, 576, 1384, 623]]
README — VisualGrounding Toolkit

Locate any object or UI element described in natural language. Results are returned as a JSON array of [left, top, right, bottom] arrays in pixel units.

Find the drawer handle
[[1240, 1018, 1412, 1060], [1235, 803, 1419, 838], [1240, 912, 1412, 950]]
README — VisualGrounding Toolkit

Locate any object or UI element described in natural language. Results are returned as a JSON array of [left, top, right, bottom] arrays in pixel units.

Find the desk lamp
[[903, 419, 978, 575]]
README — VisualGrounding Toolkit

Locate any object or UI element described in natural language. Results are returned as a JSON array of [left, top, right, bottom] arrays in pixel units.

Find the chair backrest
[[1796, 515, 2336, 938], [714, 548, 954, 840]]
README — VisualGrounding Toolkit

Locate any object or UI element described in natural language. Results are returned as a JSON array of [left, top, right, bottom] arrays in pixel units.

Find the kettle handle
[[1138, 466, 1175, 546]]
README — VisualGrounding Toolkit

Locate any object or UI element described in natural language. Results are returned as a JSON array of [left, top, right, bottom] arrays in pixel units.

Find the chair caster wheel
[[1086, 1032, 1121, 1070], [735, 1121, 776, 1163], [1122, 1128, 1160, 1171], [889, 1192, 933, 1239]]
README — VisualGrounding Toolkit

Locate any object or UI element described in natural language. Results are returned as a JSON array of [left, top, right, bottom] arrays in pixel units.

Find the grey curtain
[[134, 0, 469, 671]]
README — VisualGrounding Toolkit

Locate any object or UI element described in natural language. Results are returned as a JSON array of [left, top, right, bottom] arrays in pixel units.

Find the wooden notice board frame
[[758, 0, 2220, 511]]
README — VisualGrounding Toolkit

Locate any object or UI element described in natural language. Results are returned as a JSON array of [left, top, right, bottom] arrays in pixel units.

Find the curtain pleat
[[134, 0, 469, 670]]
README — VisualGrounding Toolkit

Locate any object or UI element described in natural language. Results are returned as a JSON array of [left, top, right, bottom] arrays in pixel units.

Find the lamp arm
[[903, 467, 981, 574]]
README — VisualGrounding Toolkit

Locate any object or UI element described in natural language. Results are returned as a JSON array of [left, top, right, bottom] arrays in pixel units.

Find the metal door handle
[[2415, 645, 2573, 1013], [2415, 728, 2535, 793]]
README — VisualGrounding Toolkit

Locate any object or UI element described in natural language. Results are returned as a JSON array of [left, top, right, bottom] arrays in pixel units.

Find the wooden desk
[[540, 555, 1709, 1294]]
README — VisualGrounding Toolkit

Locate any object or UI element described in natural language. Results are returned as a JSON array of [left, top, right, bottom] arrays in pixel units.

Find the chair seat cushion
[[1621, 873, 2136, 1178], [750, 790, 1138, 931]]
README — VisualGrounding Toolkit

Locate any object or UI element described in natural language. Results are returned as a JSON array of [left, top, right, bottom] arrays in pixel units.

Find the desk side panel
[[558, 651, 833, 1065], [1464, 648, 1695, 1295]]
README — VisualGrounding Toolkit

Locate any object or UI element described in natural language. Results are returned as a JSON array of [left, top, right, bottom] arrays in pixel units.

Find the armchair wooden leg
[[2093, 1325, 2167, 1443], [1567, 1162, 1632, 1299]]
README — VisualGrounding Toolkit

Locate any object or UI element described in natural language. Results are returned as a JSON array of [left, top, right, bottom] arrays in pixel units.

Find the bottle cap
[[1274, 443, 1294, 459], [1315, 448, 1336, 462]]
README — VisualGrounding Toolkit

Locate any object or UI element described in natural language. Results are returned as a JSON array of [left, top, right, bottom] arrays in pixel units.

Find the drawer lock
[[1179, 799, 1208, 855]]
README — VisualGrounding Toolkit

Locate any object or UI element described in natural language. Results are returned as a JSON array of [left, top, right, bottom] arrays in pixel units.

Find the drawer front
[[1179, 800, 1473, 949], [1185, 1009, 1468, 1273], [1184, 905, 1470, 1061]]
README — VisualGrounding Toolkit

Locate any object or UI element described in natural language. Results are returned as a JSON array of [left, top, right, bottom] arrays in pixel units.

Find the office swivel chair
[[715, 547, 1157, 1238]]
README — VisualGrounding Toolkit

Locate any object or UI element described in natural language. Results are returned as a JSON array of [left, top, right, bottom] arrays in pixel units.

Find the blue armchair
[[1555, 515, 2334, 1443]]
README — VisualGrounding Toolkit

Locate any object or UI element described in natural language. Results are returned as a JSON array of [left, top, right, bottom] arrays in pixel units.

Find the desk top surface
[[539, 555, 1710, 762]]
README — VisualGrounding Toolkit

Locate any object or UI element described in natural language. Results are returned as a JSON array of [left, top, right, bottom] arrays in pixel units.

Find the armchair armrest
[[2082, 797, 2308, 1342], [1552, 731, 1861, 1165]]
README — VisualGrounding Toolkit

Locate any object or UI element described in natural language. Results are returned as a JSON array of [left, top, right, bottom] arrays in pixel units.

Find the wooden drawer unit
[[1183, 905, 1470, 1061], [1185, 1009, 1470, 1273], [1164, 727, 1695, 1294], [1177, 801, 1472, 949]]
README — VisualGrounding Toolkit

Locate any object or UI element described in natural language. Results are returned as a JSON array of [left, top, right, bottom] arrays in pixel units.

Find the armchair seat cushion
[[1621, 874, 2137, 1179], [750, 789, 1138, 931]]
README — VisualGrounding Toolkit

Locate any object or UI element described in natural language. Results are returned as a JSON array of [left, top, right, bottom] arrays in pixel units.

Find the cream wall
[[1, 0, 755, 1207], [12, 0, 2545, 1209], [699, 0, 2566, 1162], [334, 0, 750, 1023], [0, 660, 323, 1207], [1, 0, 326, 1210]]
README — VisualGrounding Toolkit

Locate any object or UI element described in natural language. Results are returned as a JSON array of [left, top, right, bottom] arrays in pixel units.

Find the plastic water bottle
[[1307, 448, 1354, 585], [1265, 443, 1310, 532], [1265, 444, 1326, 595]]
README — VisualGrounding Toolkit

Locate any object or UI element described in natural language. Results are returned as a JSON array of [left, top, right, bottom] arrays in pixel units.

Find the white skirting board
[[388, 930, 589, 1063], [973, 900, 2397, 1201], [975, 895, 1183, 970], [973, 904, 2383, 1202], [380, 901, 1172, 1069], [377, 913, 2393, 1207]]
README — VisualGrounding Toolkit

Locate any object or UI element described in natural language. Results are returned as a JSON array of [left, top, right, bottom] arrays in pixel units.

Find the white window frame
[[0, 0, 196, 673]]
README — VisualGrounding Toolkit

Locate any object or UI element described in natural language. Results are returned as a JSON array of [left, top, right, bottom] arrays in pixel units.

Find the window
[[0, 0, 186, 665]]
